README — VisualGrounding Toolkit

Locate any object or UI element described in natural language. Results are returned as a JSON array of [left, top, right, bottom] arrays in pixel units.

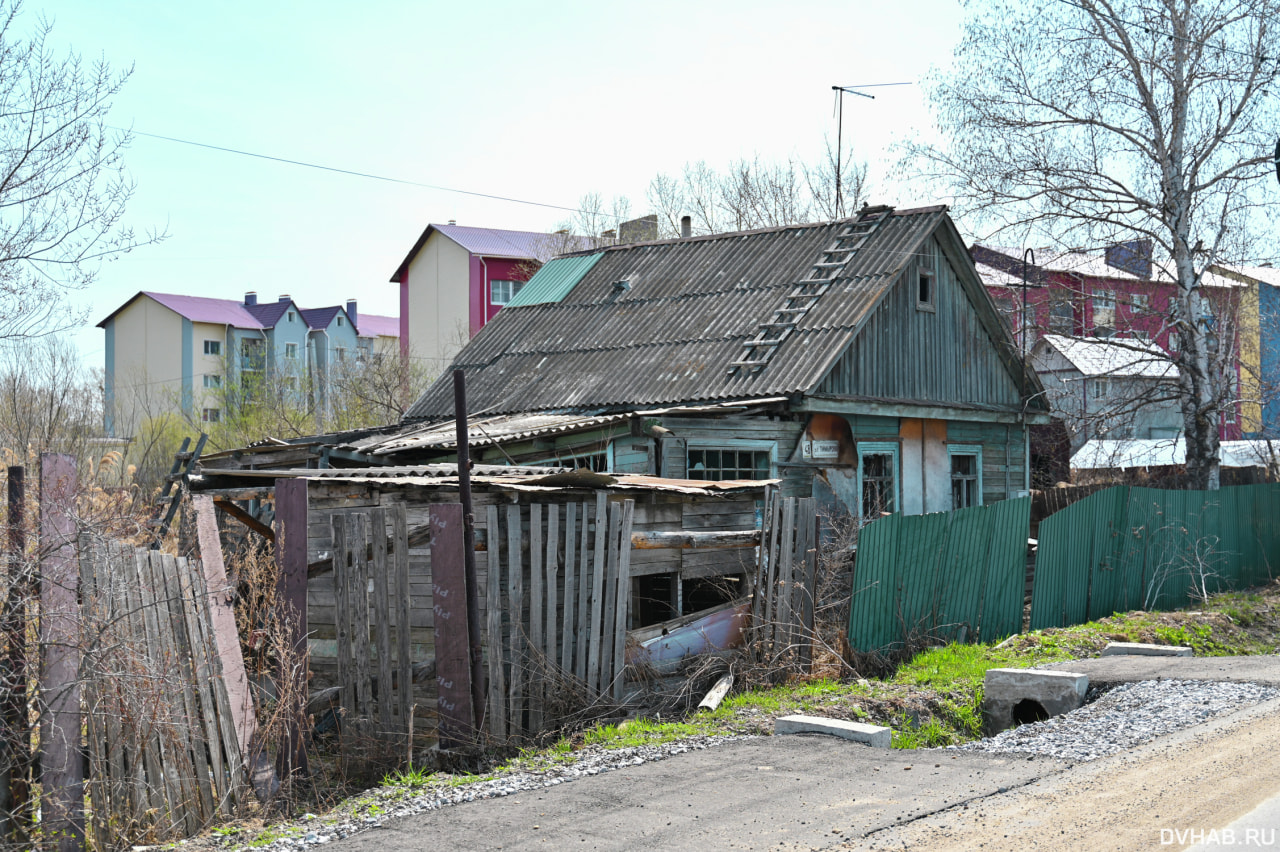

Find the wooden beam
[[631, 529, 760, 550], [213, 499, 275, 542]]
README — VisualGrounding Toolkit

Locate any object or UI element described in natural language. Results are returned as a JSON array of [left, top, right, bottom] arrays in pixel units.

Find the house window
[[1092, 378, 1111, 398], [335, 347, 347, 362], [285, 343, 298, 359], [1049, 294, 1074, 335], [1131, 293, 1150, 313], [857, 442, 899, 518], [529, 451, 610, 473], [201, 408, 220, 423], [240, 338, 264, 371], [687, 445, 774, 481], [949, 445, 983, 510], [203, 340, 221, 356], [202, 374, 221, 389], [491, 279, 525, 306], [288, 311, 296, 322], [917, 269, 936, 312], [337, 315, 344, 327]]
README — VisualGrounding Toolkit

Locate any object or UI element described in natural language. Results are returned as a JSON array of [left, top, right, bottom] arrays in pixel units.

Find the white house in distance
[[1030, 333, 1181, 451], [389, 222, 550, 376], [98, 291, 398, 439]]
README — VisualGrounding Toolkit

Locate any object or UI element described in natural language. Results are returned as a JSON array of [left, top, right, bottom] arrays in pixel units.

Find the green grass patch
[[582, 718, 715, 749]]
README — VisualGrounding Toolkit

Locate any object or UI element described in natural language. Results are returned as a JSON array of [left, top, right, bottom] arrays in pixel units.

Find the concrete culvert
[[1012, 698, 1049, 726]]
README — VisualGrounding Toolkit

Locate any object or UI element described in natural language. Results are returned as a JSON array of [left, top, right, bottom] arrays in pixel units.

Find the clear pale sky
[[48, 0, 964, 368]]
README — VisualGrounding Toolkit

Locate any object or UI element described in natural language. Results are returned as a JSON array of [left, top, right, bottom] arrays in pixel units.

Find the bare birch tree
[[909, 0, 1280, 489], [0, 2, 160, 339]]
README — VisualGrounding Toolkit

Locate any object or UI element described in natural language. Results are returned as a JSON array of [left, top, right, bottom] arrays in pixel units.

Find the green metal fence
[[847, 497, 1030, 652], [1030, 484, 1280, 630]]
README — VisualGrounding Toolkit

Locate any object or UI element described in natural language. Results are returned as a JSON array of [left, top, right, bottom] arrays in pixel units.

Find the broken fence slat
[[611, 500, 635, 701], [486, 504, 506, 740], [598, 500, 622, 696]]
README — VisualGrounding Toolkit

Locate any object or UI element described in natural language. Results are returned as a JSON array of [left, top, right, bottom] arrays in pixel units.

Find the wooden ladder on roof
[[728, 205, 894, 374]]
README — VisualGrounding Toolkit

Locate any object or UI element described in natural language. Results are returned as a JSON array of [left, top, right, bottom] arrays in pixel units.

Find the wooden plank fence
[[485, 497, 635, 742], [77, 540, 245, 848], [329, 506, 414, 756], [750, 491, 819, 668]]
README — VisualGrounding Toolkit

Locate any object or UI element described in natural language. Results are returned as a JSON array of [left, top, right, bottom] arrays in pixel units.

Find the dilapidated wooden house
[[344, 204, 1052, 519]]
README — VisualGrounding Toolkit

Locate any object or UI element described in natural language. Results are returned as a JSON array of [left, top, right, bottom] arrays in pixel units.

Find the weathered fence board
[[750, 495, 819, 668]]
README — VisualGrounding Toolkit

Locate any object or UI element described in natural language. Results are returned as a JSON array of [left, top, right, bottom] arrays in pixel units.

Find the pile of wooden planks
[[78, 540, 245, 846]]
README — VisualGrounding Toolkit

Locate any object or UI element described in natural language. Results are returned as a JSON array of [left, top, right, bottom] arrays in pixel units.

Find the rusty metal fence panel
[[847, 497, 1030, 652], [1030, 484, 1280, 629]]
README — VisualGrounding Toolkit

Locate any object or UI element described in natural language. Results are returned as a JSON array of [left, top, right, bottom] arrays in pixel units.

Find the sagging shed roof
[[406, 206, 961, 421]]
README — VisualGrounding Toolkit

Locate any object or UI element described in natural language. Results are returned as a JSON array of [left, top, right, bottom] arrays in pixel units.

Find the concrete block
[[982, 668, 1089, 735], [774, 714, 891, 748], [1101, 642, 1192, 657]]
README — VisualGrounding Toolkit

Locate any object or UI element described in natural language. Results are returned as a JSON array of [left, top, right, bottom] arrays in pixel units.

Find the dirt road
[[856, 696, 1280, 851]]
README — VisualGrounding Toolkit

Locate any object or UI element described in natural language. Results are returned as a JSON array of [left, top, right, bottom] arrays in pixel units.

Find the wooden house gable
[[816, 229, 1026, 410]]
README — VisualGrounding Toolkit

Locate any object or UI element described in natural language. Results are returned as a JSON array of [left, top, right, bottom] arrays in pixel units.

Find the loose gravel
[[951, 678, 1279, 763], [217, 735, 749, 850]]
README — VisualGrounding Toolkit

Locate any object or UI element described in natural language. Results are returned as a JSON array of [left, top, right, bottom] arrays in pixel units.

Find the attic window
[[288, 311, 295, 322], [337, 316, 344, 327], [917, 269, 936, 312]]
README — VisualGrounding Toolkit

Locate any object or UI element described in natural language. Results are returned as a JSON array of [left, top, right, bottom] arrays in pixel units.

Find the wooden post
[[274, 478, 309, 778], [39, 454, 83, 852], [452, 370, 487, 735], [0, 465, 27, 841], [430, 504, 474, 748]]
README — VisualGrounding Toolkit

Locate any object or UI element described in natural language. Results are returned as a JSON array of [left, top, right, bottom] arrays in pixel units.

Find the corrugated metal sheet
[[505, 253, 605, 308], [847, 497, 1030, 652], [406, 208, 954, 421], [352, 412, 632, 455], [1030, 484, 1280, 629]]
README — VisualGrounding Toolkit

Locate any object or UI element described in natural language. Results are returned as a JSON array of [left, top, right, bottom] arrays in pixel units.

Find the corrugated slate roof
[[1035, 334, 1176, 379], [405, 207, 954, 421], [505, 253, 605, 307]]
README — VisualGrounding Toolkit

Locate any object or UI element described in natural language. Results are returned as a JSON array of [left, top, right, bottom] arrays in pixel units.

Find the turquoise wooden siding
[[611, 435, 650, 473], [946, 421, 1028, 503], [1030, 484, 1280, 629], [818, 235, 1021, 409], [847, 497, 1030, 651]]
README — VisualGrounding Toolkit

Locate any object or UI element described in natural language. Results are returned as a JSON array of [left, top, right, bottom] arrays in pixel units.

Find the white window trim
[[856, 441, 900, 519], [685, 438, 778, 480], [203, 339, 221, 356], [948, 444, 984, 509], [285, 342, 298, 359]]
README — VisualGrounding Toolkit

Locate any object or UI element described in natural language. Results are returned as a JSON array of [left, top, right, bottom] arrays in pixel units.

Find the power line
[[116, 127, 624, 220]]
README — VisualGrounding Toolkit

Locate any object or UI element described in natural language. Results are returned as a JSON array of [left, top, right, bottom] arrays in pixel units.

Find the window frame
[[285, 342, 298, 359], [685, 439, 777, 481], [202, 374, 221, 389], [490, 279, 526, 306], [287, 310, 296, 323], [334, 346, 346, 362], [916, 268, 937, 312], [856, 441, 900, 519], [948, 444, 983, 510], [527, 446, 613, 473], [203, 339, 221, 356], [201, 407, 221, 423], [337, 315, 344, 327]]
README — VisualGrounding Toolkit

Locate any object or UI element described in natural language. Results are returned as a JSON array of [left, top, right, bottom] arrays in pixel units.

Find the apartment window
[[491, 279, 525, 306], [202, 374, 221, 389], [285, 342, 298, 359], [949, 445, 983, 510], [1092, 378, 1111, 398], [1049, 294, 1074, 335], [335, 347, 347, 362], [1130, 293, 1150, 312], [337, 316, 344, 327], [1092, 288, 1116, 333], [201, 408, 220, 423], [687, 444, 774, 481], [203, 340, 221, 356], [857, 442, 899, 518], [917, 269, 936, 311], [287, 311, 296, 322]]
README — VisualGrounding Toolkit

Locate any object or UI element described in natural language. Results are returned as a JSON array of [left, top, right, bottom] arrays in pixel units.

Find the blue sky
[[49, 0, 964, 368]]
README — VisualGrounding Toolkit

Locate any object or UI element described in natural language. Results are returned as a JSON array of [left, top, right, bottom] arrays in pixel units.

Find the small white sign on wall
[[810, 440, 840, 459]]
